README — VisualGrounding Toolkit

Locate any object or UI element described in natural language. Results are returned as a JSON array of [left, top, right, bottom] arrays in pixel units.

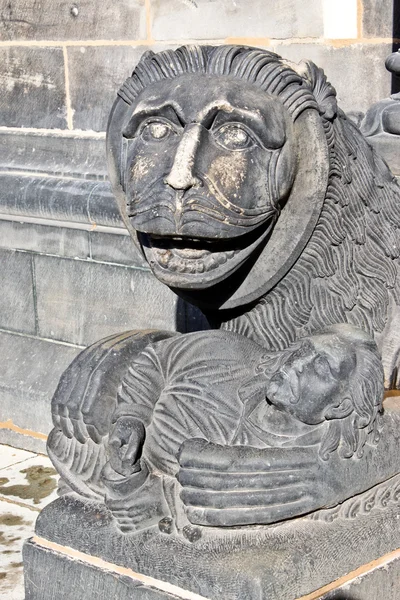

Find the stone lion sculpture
[[48, 45, 400, 530]]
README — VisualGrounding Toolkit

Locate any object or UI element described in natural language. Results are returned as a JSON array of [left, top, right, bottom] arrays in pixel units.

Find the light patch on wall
[[323, 0, 358, 39]]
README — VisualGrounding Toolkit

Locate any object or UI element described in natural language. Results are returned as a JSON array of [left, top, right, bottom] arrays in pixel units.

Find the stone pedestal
[[24, 479, 400, 600]]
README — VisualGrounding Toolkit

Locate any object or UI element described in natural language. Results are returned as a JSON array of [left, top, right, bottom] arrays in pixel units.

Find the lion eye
[[214, 124, 255, 151], [141, 120, 175, 142]]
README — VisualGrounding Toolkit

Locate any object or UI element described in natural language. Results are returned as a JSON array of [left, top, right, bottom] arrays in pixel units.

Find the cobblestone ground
[[0, 445, 58, 599]]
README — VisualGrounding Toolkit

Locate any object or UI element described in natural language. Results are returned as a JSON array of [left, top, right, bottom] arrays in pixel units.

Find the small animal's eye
[[214, 123, 256, 151], [141, 120, 175, 142]]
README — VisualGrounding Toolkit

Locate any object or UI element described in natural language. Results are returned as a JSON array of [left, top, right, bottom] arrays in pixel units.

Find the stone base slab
[[23, 535, 400, 600], [23, 484, 400, 600]]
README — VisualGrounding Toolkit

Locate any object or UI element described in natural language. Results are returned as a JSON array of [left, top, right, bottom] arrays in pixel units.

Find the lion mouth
[[142, 235, 239, 275], [138, 225, 273, 289]]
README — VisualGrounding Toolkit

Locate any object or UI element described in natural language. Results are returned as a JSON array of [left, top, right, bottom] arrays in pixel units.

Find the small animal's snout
[[164, 124, 203, 191]]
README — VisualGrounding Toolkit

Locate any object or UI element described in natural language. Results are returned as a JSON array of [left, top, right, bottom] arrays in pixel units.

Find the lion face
[[122, 74, 297, 290]]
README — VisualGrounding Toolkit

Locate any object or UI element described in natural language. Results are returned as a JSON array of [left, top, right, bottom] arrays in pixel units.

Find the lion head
[[107, 45, 339, 306]]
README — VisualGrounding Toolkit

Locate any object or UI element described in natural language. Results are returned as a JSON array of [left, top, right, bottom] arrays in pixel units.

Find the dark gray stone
[[151, 0, 324, 40], [68, 46, 151, 132], [0, 249, 36, 335], [0, 330, 81, 436], [0, 130, 107, 178], [365, 133, 400, 176], [29, 465, 400, 600], [0, 47, 67, 129], [359, 54, 400, 177], [26, 45, 400, 599], [34, 254, 179, 346], [89, 230, 147, 268], [362, 0, 393, 38], [23, 539, 181, 600], [0, 0, 146, 42], [0, 219, 90, 259]]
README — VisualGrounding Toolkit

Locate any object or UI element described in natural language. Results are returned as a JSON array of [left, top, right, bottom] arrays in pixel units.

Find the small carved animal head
[[107, 45, 336, 304], [263, 324, 384, 460]]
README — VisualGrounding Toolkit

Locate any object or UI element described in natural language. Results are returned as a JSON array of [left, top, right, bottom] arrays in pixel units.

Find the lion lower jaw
[[151, 246, 237, 274]]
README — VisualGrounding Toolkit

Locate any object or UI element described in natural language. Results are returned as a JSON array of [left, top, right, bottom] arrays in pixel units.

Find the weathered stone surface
[[24, 43, 400, 600], [275, 42, 392, 114], [150, 0, 324, 41], [34, 255, 179, 346], [0, 249, 36, 335], [24, 540, 183, 600], [0, 173, 121, 227], [0, 330, 81, 436], [25, 536, 400, 600], [362, 0, 394, 38], [0, 220, 90, 260], [30, 481, 400, 600], [320, 555, 400, 598], [0, 429, 46, 455], [0, 131, 107, 178], [365, 133, 400, 177], [68, 46, 150, 132], [89, 230, 147, 268], [0, 47, 67, 129], [0, 0, 146, 42]]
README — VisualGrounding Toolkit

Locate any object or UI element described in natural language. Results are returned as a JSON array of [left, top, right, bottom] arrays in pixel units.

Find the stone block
[[27, 486, 400, 600], [0, 249, 36, 335], [68, 45, 149, 132], [0, 47, 66, 129], [323, 0, 357, 39], [89, 230, 148, 268], [0, 330, 81, 437], [34, 254, 179, 346], [150, 0, 324, 41], [320, 553, 400, 598], [0, 220, 90, 260], [0, 0, 146, 42], [0, 173, 122, 229], [0, 429, 46, 455], [0, 131, 107, 178], [362, 0, 394, 38], [87, 181, 124, 226], [24, 539, 183, 600], [24, 534, 400, 600], [274, 42, 392, 114]]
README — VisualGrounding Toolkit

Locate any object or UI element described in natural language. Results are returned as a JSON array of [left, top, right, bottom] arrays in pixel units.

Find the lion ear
[[295, 59, 338, 121]]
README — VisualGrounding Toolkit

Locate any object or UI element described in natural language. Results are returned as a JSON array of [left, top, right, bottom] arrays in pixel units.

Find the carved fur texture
[[222, 102, 400, 387]]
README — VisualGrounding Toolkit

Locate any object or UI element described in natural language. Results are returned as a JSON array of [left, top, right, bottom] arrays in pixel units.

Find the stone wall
[[0, 0, 396, 451]]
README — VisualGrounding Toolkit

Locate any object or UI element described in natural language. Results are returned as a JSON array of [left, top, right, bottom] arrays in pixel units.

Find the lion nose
[[164, 123, 203, 190]]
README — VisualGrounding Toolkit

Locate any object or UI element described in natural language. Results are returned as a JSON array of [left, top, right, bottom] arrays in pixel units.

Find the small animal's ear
[[325, 397, 353, 420], [295, 59, 338, 121]]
